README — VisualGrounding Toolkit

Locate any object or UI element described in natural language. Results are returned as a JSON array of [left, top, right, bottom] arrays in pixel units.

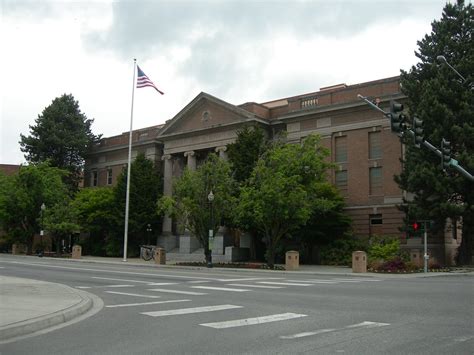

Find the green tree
[[158, 154, 236, 264], [113, 153, 162, 256], [293, 183, 351, 263], [71, 187, 116, 255], [43, 200, 80, 254], [19, 94, 101, 191], [0, 163, 69, 253], [234, 134, 336, 268], [227, 125, 268, 183], [396, 0, 474, 264]]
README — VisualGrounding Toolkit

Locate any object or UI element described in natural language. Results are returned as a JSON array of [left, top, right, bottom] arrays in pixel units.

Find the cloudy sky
[[1, 0, 449, 165]]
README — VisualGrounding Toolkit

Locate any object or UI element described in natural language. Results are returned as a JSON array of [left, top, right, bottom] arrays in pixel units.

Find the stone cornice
[[278, 93, 406, 122]]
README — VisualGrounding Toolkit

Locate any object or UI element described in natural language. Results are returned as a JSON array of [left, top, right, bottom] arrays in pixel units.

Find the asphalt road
[[0, 257, 473, 354]]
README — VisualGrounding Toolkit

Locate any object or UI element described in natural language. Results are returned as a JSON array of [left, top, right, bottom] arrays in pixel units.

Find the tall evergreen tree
[[19, 94, 101, 191], [396, 0, 473, 264], [227, 125, 268, 183], [113, 153, 162, 256]]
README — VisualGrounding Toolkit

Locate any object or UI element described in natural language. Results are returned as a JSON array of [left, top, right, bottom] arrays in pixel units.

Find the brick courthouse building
[[84, 76, 460, 264]]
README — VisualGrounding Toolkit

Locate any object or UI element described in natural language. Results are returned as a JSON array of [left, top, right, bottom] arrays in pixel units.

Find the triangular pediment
[[158, 92, 262, 137]]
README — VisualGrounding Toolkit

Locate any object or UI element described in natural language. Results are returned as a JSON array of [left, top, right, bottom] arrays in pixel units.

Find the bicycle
[[140, 245, 155, 261]]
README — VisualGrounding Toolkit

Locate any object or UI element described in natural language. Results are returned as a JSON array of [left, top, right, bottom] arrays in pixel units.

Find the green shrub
[[368, 237, 400, 261], [319, 235, 369, 266]]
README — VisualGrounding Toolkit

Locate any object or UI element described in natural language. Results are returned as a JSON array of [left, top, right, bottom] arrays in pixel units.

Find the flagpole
[[123, 58, 137, 262]]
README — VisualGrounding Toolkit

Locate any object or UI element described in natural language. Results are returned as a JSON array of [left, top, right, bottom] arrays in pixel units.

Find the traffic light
[[412, 116, 424, 148], [412, 222, 420, 232], [389, 101, 407, 133], [441, 138, 451, 170]]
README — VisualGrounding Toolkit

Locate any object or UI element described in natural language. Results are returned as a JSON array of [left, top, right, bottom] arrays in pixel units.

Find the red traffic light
[[412, 222, 419, 231]]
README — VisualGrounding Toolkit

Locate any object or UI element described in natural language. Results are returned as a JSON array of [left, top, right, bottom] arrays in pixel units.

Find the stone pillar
[[72, 245, 82, 259], [352, 251, 367, 273], [215, 146, 228, 160], [161, 154, 173, 238], [184, 151, 196, 171]]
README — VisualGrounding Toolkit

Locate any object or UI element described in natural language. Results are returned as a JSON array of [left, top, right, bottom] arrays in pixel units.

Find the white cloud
[[0, 0, 448, 165]]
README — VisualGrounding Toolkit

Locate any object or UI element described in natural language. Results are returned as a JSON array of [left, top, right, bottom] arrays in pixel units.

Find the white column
[[215, 146, 228, 160], [184, 150, 196, 170]]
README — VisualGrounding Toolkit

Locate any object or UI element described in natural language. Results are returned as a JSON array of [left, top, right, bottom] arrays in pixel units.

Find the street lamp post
[[437, 55, 472, 90], [39, 203, 46, 257], [146, 223, 152, 245], [207, 190, 214, 268]]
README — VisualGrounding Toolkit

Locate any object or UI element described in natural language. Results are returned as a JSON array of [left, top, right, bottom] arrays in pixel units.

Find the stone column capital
[[184, 150, 195, 158], [162, 154, 172, 161], [215, 146, 227, 153]]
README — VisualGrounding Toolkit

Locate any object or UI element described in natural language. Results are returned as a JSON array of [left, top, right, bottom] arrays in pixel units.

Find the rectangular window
[[369, 132, 382, 159], [370, 214, 383, 225], [335, 170, 348, 188], [91, 171, 98, 187], [107, 168, 113, 185], [369, 167, 383, 195], [335, 136, 347, 163]]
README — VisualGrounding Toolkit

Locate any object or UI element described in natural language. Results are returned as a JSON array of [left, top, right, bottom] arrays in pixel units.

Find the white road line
[[147, 282, 178, 286], [285, 280, 338, 284], [76, 286, 92, 289], [100, 284, 135, 288], [142, 304, 242, 317], [200, 313, 307, 329], [92, 276, 151, 284], [227, 284, 284, 289], [332, 278, 382, 282], [217, 277, 283, 282], [106, 299, 190, 308], [148, 288, 207, 295], [104, 291, 162, 298], [0, 260, 229, 281], [187, 280, 211, 284], [258, 281, 313, 287], [190, 286, 250, 292], [280, 321, 390, 339], [345, 321, 390, 329], [280, 329, 336, 339]]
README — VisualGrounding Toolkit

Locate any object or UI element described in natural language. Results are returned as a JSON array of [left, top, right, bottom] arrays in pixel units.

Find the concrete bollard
[[71, 245, 82, 259], [352, 251, 367, 273], [285, 250, 299, 271], [154, 247, 166, 265]]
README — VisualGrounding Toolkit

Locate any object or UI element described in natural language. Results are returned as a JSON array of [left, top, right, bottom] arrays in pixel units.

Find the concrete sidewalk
[[0, 254, 472, 343], [0, 275, 101, 344]]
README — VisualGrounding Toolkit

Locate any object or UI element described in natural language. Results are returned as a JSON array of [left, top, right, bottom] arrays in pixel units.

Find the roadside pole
[[424, 221, 428, 273]]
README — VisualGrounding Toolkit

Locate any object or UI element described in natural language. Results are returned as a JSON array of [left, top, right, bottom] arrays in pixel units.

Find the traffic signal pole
[[357, 95, 474, 182]]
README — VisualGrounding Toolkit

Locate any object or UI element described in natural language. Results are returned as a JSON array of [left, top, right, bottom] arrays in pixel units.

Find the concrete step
[[165, 248, 227, 263]]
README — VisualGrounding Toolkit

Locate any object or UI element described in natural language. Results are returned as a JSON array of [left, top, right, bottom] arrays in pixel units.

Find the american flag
[[136, 66, 164, 95]]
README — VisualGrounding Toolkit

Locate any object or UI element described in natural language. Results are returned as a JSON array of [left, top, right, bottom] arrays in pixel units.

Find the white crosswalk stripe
[[92, 276, 151, 284], [148, 288, 207, 295], [200, 313, 307, 329], [280, 321, 390, 339], [190, 286, 250, 292], [106, 299, 190, 308], [104, 291, 161, 299], [227, 283, 283, 289], [258, 281, 313, 287], [142, 304, 242, 317]]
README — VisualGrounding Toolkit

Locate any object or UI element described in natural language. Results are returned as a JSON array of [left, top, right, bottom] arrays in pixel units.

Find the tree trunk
[[265, 234, 275, 269]]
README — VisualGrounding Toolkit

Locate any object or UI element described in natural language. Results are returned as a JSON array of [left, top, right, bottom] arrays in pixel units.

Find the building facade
[[84, 76, 460, 264]]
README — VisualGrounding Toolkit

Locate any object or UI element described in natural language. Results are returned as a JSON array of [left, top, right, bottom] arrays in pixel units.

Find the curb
[[0, 285, 93, 343]]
